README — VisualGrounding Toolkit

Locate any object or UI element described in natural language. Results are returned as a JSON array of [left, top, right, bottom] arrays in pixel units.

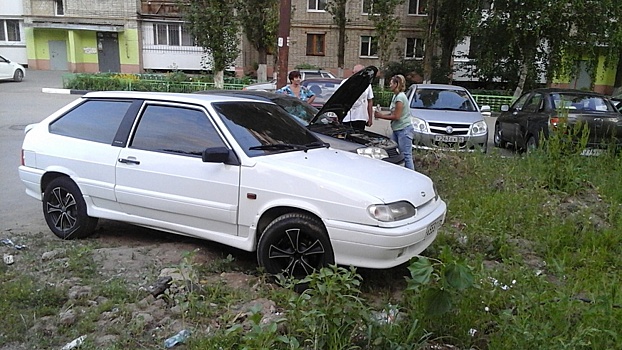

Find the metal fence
[[472, 95, 514, 112]]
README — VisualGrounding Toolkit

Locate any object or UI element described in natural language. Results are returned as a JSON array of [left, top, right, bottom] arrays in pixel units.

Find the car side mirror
[[480, 105, 491, 112], [202, 147, 238, 165], [501, 105, 510, 112]]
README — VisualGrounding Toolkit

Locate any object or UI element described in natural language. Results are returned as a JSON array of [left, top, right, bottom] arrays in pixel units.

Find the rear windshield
[[552, 93, 616, 112]]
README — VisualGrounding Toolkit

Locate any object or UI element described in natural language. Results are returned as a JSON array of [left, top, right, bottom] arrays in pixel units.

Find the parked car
[[494, 88, 622, 151], [243, 69, 336, 92], [406, 84, 491, 152], [0, 54, 25, 82], [18, 90, 446, 279], [199, 67, 403, 165], [301, 77, 344, 108]]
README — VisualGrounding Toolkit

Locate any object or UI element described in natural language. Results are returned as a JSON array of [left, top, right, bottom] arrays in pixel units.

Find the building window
[[154, 23, 194, 47], [405, 38, 424, 59], [0, 20, 21, 42], [55, 0, 65, 16], [408, 0, 427, 15], [362, 0, 378, 15], [306, 33, 325, 56], [308, 0, 327, 11], [360, 36, 378, 57]]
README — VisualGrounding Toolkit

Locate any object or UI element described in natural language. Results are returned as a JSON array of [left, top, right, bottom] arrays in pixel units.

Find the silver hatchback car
[[406, 84, 490, 152]]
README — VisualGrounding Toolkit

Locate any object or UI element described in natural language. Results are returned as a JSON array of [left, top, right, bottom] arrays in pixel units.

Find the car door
[[115, 102, 241, 238], [0, 56, 12, 79], [498, 92, 531, 145], [517, 92, 546, 147]]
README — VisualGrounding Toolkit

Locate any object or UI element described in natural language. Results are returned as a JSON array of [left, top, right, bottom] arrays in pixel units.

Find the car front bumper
[[326, 199, 446, 269], [413, 131, 488, 152]]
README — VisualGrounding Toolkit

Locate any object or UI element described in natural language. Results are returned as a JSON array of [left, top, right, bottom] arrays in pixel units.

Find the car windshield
[[552, 93, 615, 112], [302, 80, 341, 105], [410, 88, 477, 111], [212, 101, 324, 157], [270, 96, 318, 125]]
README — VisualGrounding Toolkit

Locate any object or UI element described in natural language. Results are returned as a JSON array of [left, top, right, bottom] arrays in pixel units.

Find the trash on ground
[[1, 238, 27, 250], [3, 254, 14, 265], [164, 329, 191, 348], [60, 335, 86, 350]]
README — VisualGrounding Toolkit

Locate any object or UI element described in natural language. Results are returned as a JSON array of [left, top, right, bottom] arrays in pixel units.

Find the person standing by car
[[341, 64, 374, 130], [374, 74, 415, 170], [276, 70, 316, 104]]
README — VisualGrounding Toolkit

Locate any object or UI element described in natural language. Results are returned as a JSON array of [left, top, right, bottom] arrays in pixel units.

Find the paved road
[[0, 69, 79, 234]]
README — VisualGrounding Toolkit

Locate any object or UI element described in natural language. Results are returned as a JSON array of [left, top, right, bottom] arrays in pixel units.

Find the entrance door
[[97, 32, 120, 73], [49, 40, 68, 71]]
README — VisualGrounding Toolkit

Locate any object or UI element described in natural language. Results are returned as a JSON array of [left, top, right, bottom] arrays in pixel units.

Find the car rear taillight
[[549, 116, 560, 128]]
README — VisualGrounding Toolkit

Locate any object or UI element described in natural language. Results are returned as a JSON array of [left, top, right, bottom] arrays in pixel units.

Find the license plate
[[434, 135, 465, 143], [426, 218, 443, 236], [580, 148, 604, 156]]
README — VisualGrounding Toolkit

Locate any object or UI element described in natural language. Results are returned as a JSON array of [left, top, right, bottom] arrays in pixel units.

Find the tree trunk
[[422, 0, 438, 84], [214, 70, 224, 89], [257, 47, 268, 82], [513, 61, 528, 100]]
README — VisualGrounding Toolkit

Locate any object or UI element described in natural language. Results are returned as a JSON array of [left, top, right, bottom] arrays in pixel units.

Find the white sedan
[[0, 54, 25, 82], [18, 90, 446, 278]]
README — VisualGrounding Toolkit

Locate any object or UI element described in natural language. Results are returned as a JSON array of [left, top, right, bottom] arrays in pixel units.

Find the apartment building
[[18, 0, 429, 76], [0, 0, 27, 65]]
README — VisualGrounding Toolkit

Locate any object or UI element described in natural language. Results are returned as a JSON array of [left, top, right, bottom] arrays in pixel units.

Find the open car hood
[[311, 65, 378, 124]]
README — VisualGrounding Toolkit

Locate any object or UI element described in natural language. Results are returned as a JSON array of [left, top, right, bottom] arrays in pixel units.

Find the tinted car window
[[213, 101, 321, 157], [522, 93, 543, 113], [410, 89, 477, 111], [552, 93, 615, 112], [49, 100, 132, 144], [511, 93, 531, 110], [131, 104, 224, 156]]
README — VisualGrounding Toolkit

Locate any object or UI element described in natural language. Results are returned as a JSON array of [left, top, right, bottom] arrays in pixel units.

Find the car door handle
[[118, 157, 140, 165]]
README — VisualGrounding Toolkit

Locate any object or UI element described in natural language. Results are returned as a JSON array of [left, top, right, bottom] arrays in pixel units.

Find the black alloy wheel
[[42, 177, 98, 239], [494, 124, 507, 148], [257, 213, 334, 279]]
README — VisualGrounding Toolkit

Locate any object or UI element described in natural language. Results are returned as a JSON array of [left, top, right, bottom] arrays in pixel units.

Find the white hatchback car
[[0, 54, 25, 82], [19, 90, 446, 278]]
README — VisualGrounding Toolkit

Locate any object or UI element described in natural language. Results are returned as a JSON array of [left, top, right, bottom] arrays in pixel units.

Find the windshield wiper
[[304, 141, 330, 149], [249, 143, 306, 151], [249, 141, 329, 153]]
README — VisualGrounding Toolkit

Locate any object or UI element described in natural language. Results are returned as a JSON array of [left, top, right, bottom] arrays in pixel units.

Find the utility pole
[[277, 0, 291, 89]]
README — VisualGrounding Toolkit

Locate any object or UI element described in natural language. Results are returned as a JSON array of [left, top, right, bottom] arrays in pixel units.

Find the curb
[[42, 88, 89, 95]]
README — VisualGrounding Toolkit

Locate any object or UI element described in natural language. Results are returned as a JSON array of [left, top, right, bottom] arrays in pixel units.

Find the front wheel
[[13, 69, 24, 82], [493, 124, 506, 148], [257, 213, 334, 279], [525, 135, 538, 153], [43, 177, 98, 239]]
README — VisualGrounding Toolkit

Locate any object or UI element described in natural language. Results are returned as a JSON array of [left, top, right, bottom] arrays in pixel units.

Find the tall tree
[[435, 0, 480, 83], [325, 0, 348, 77], [236, 0, 279, 82], [181, 0, 239, 88], [368, 0, 402, 86]]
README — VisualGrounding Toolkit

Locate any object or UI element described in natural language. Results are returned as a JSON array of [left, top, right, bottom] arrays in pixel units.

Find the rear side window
[[130, 104, 224, 156], [49, 100, 132, 144]]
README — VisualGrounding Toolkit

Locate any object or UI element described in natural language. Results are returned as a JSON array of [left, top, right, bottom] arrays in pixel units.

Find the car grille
[[428, 122, 471, 136]]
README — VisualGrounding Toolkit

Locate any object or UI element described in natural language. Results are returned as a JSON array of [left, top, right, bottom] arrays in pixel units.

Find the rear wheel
[[257, 213, 334, 279], [13, 69, 24, 82], [526, 135, 538, 153], [43, 177, 98, 239], [493, 124, 506, 148]]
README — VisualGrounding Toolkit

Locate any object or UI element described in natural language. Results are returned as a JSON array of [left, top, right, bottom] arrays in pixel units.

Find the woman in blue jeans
[[374, 74, 415, 170]]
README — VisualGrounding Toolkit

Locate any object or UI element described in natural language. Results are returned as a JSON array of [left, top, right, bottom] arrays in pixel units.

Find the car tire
[[526, 135, 538, 152], [43, 177, 98, 240], [493, 124, 506, 148], [257, 213, 334, 278], [13, 69, 24, 82]]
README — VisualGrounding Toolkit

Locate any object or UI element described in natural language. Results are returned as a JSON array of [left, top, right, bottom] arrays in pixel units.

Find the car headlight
[[411, 117, 429, 133], [357, 147, 389, 160], [368, 201, 417, 222], [470, 120, 488, 136]]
